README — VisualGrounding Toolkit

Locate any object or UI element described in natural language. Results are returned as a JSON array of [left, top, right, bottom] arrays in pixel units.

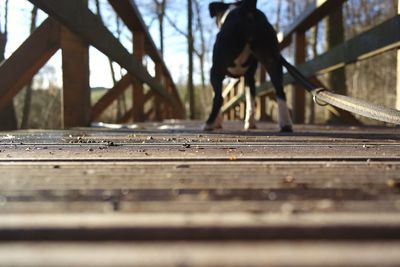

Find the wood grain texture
[[61, 25, 90, 128], [0, 122, 399, 266]]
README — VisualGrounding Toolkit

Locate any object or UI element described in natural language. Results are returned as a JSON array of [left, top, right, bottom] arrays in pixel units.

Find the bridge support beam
[[60, 25, 90, 128]]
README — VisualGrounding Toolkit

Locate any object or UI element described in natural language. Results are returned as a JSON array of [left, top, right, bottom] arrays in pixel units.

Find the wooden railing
[[221, 0, 400, 124], [0, 0, 185, 129]]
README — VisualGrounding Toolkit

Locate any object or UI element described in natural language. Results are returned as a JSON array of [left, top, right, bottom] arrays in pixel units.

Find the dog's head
[[209, 1, 242, 28]]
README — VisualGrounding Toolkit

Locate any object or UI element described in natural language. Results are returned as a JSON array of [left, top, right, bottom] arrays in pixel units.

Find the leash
[[280, 56, 400, 125]]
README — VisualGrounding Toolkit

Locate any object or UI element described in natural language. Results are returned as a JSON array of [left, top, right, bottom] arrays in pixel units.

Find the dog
[[204, 0, 293, 132]]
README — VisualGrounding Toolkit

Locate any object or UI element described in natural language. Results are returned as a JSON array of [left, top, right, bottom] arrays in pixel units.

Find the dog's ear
[[209, 2, 230, 18]]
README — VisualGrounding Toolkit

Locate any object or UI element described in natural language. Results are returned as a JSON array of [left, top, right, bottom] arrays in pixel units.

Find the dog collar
[[218, 4, 237, 28]]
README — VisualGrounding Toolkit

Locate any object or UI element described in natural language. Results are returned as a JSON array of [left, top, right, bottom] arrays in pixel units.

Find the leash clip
[[312, 88, 329, 107]]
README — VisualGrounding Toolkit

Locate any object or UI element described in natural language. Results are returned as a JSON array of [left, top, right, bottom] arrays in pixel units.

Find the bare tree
[[0, 0, 17, 130], [187, 0, 195, 119], [94, 0, 126, 120], [153, 0, 166, 58], [274, 0, 282, 32]]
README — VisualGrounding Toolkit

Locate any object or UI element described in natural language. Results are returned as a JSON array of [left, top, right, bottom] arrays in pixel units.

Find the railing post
[[163, 76, 171, 119], [60, 6, 90, 128], [155, 62, 163, 121], [292, 31, 306, 124], [132, 31, 145, 122], [397, 0, 400, 110], [231, 82, 236, 120], [239, 77, 246, 120], [258, 66, 268, 121]]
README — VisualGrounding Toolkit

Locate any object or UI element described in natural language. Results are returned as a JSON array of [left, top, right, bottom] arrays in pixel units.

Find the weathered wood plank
[[1, 241, 400, 267], [1, 200, 399, 214], [1, 142, 399, 160], [1, 213, 400, 241], [28, 0, 182, 114], [60, 24, 91, 128], [1, 161, 398, 190], [0, 18, 60, 113]]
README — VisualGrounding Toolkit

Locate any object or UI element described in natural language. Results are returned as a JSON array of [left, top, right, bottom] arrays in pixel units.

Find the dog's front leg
[[204, 67, 224, 131], [244, 66, 257, 130]]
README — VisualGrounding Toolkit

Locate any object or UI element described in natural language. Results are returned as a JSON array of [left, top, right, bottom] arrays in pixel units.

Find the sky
[[0, 0, 280, 89]]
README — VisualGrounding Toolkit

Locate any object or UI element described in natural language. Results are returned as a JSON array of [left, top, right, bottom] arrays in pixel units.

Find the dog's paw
[[202, 123, 222, 131], [244, 121, 257, 131], [280, 125, 293, 133], [203, 113, 223, 131]]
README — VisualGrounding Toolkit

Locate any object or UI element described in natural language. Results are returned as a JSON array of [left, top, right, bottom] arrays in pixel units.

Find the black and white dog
[[204, 0, 293, 132]]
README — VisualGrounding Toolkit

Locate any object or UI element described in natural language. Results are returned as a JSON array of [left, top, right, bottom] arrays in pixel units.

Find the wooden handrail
[[279, 0, 347, 49], [108, 0, 185, 117]]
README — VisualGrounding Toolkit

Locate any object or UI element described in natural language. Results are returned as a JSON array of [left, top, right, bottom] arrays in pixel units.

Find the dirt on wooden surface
[[0, 121, 399, 266]]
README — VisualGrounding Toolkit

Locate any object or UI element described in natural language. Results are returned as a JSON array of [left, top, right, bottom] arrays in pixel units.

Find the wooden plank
[[60, 24, 90, 128], [1, 213, 400, 241], [0, 18, 60, 113], [0, 140, 400, 161], [0, 160, 399, 188], [108, 0, 185, 116], [91, 75, 131, 122], [28, 0, 182, 114], [1, 242, 400, 267], [280, 0, 347, 49], [1, 199, 400, 214]]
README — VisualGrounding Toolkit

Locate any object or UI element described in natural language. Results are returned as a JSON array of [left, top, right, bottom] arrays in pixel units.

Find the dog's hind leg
[[244, 63, 257, 130], [268, 59, 293, 132], [204, 67, 224, 131], [254, 52, 293, 132]]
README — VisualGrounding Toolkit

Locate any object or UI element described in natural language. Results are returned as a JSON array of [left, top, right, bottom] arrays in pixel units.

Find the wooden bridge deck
[[0, 121, 400, 266]]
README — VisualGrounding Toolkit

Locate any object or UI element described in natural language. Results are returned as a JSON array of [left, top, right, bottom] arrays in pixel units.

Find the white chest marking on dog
[[217, 4, 237, 28], [227, 43, 252, 76]]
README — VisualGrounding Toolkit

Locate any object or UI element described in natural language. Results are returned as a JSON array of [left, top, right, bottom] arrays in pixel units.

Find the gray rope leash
[[281, 56, 400, 125], [312, 89, 400, 125]]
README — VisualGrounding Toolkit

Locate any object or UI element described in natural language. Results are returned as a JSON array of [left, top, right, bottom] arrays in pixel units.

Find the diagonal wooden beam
[[108, 0, 185, 117], [91, 74, 132, 122], [117, 107, 134, 124], [28, 0, 182, 116], [0, 18, 60, 113]]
